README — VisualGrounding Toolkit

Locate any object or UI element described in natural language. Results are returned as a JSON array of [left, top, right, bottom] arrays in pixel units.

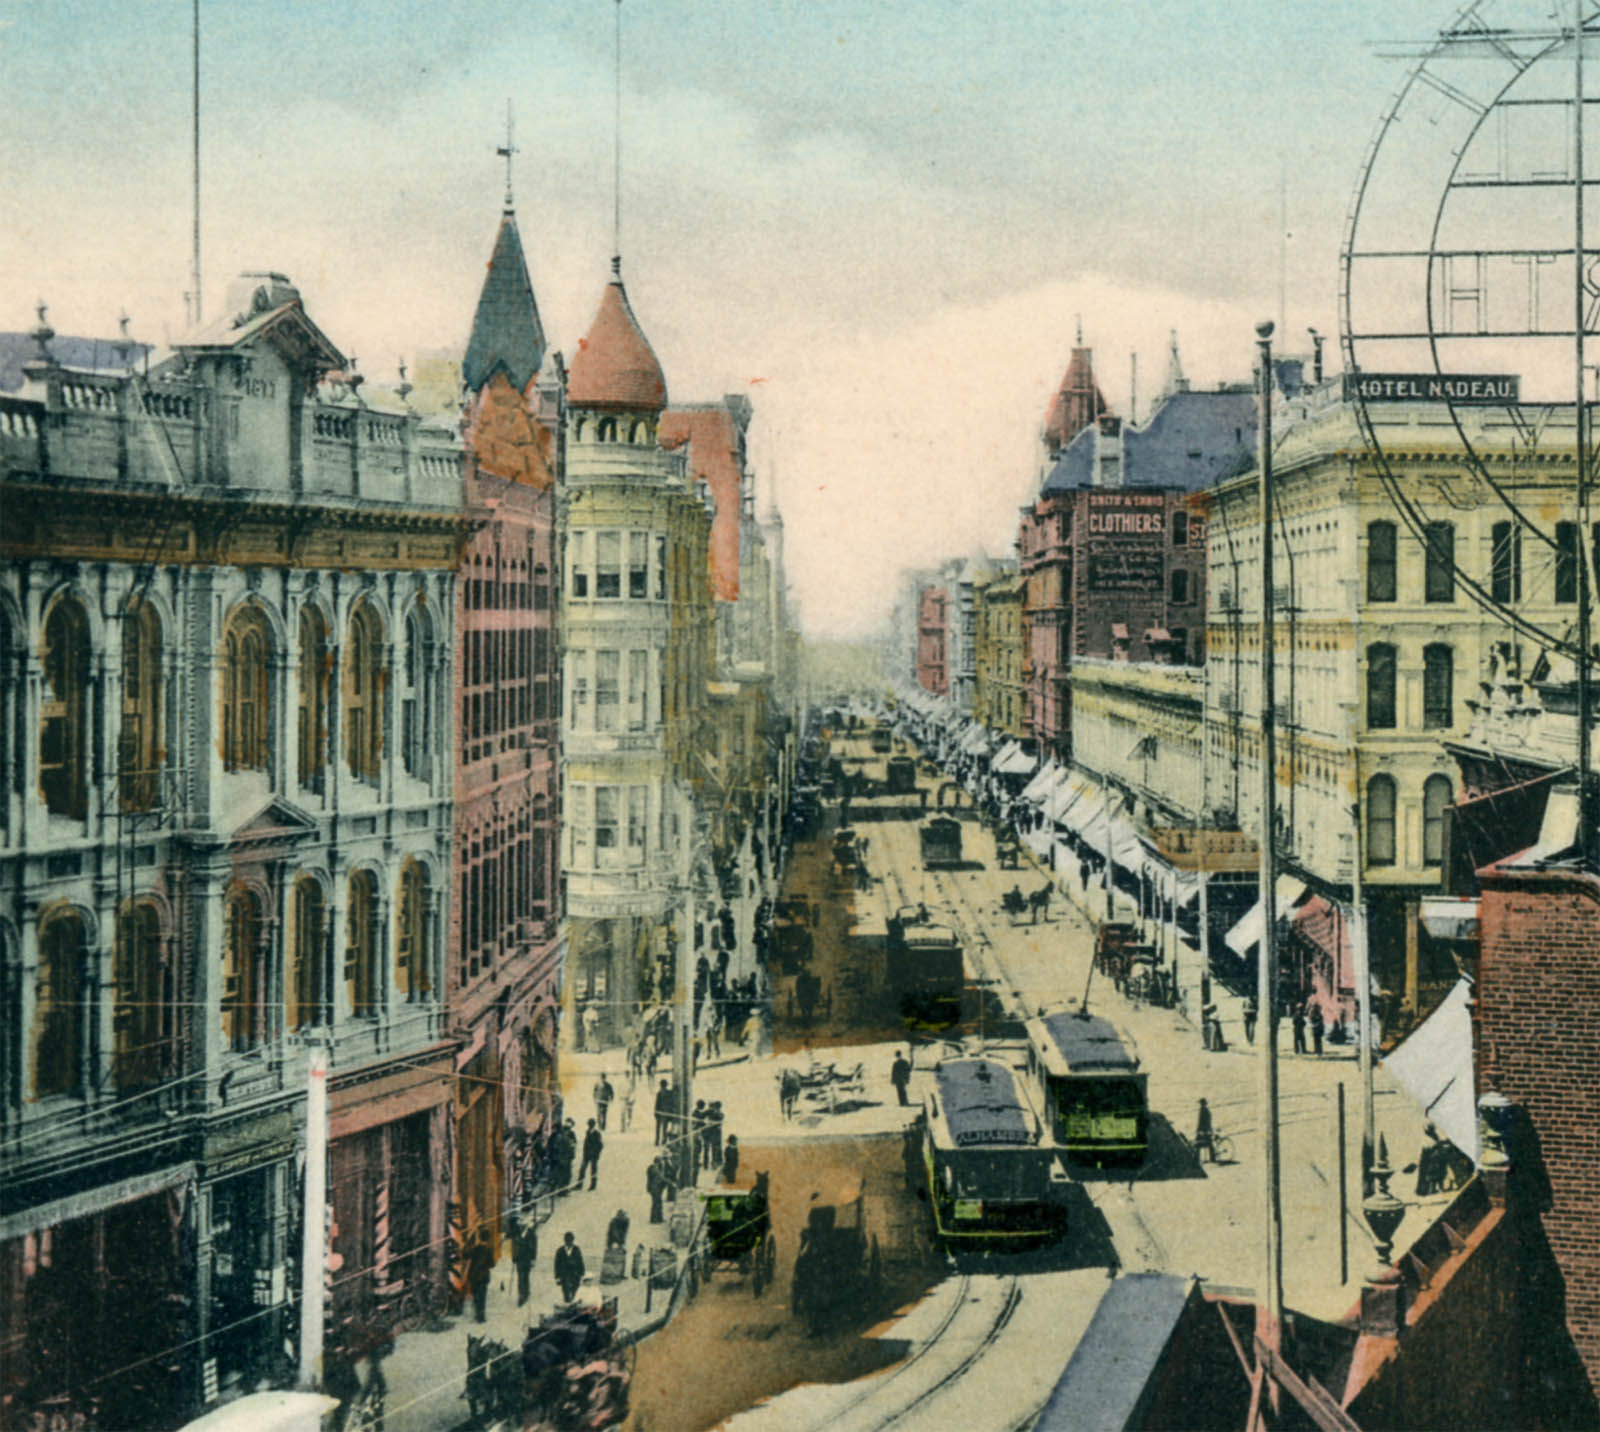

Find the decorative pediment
[[226, 794, 320, 849]]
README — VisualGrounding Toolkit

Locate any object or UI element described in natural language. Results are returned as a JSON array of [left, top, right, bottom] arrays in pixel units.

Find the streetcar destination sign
[[1344, 372, 1519, 404]]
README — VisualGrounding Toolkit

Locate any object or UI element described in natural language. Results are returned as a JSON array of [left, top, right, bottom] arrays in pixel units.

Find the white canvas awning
[[1420, 897, 1480, 942], [1381, 977, 1479, 1162], [959, 724, 988, 754], [1062, 791, 1107, 837], [1021, 761, 1059, 804], [1224, 876, 1310, 956], [996, 743, 1037, 776], [1044, 774, 1092, 824]]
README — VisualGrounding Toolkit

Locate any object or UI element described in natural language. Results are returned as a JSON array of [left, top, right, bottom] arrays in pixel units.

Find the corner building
[[559, 262, 713, 1048]]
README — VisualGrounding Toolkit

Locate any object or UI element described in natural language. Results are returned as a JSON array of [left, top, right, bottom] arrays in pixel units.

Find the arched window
[[34, 908, 85, 1097], [40, 596, 90, 816], [1367, 775, 1397, 867], [343, 603, 385, 781], [1366, 643, 1397, 730], [222, 885, 263, 1052], [223, 605, 272, 772], [288, 877, 328, 1032], [1367, 521, 1397, 602], [1423, 774, 1453, 867], [114, 901, 169, 1091], [402, 607, 434, 780], [598, 417, 618, 443], [119, 599, 163, 813], [346, 869, 379, 1017], [298, 608, 329, 793], [395, 859, 431, 1001], [1423, 644, 1454, 730]]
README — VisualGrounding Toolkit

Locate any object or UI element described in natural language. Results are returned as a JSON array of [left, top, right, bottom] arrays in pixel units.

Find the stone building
[[451, 195, 564, 1255], [972, 562, 1025, 739], [559, 261, 714, 1050], [0, 277, 465, 1424]]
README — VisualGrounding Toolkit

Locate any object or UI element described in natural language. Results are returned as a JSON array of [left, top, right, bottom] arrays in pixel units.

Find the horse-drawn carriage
[[462, 1296, 633, 1431], [999, 882, 1053, 923], [792, 1174, 882, 1335], [781, 1054, 868, 1115], [993, 826, 1022, 869], [832, 828, 866, 880], [698, 1170, 778, 1295]]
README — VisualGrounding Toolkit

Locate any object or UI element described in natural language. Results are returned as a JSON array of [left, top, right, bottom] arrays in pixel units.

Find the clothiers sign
[[1343, 372, 1520, 404]]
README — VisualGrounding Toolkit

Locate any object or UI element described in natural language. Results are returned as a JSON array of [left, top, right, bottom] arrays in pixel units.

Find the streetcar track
[[824, 1271, 975, 1424]]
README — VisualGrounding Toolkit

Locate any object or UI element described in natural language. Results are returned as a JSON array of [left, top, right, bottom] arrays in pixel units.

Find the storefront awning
[[1224, 876, 1310, 956], [1021, 761, 1059, 803], [1381, 977, 1479, 1162], [1063, 791, 1107, 838], [960, 725, 989, 755], [1420, 897, 1480, 942], [997, 745, 1037, 776], [1043, 773, 1092, 823]]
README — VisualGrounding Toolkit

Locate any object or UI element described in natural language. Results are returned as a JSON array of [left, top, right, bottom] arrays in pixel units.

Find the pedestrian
[[1242, 994, 1258, 1045], [619, 1087, 635, 1134], [556, 1118, 578, 1190], [554, 1231, 586, 1304], [582, 1001, 601, 1054], [594, 1073, 614, 1131], [705, 1010, 722, 1060], [466, 1230, 493, 1323], [512, 1215, 537, 1308], [707, 1101, 724, 1169], [1308, 1000, 1325, 1056], [1194, 1098, 1215, 1163], [1201, 1002, 1219, 1051], [606, 1208, 630, 1250], [690, 1099, 709, 1174], [578, 1118, 603, 1191], [721, 1134, 740, 1185], [654, 1079, 672, 1146], [646, 1155, 666, 1223], [1291, 1004, 1307, 1055], [890, 1049, 912, 1107]]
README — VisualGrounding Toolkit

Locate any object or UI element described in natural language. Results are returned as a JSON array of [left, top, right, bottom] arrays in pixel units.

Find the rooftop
[[568, 264, 667, 413]]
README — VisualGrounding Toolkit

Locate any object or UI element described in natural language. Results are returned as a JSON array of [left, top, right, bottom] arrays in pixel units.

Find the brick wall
[[1475, 865, 1600, 1401]]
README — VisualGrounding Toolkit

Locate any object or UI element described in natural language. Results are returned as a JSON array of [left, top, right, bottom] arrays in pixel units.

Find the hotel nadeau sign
[[1343, 372, 1520, 404]]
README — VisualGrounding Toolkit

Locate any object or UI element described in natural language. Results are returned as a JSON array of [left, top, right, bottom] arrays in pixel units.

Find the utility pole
[[297, 1046, 328, 1391], [1574, 0, 1596, 870], [1351, 796, 1375, 1195], [1255, 319, 1286, 1386], [673, 783, 696, 1189]]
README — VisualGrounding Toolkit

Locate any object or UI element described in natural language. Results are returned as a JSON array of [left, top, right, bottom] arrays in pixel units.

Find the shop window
[[34, 908, 85, 1096], [1366, 521, 1396, 602], [114, 901, 169, 1091], [119, 598, 162, 813], [1366, 642, 1396, 730], [222, 886, 263, 1053], [298, 608, 329, 793], [1424, 521, 1455, 604], [1367, 775, 1396, 867], [288, 877, 328, 1031], [40, 596, 90, 816], [396, 859, 431, 1000], [344, 602, 385, 781], [222, 604, 272, 773], [1423, 644, 1454, 730], [346, 869, 379, 1017], [1423, 774, 1452, 867]]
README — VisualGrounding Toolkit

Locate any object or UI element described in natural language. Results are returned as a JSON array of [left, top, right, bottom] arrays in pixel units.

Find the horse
[[1027, 884, 1053, 923], [778, 1066, 801, 1120]]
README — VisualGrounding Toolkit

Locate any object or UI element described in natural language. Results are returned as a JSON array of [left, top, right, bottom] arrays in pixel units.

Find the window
[[569, 650, 590, 730], [288, 877, 327, 1032], [1366, 521, 1396, 602], [298, 609, 328, 792], [396, 859, 430, 1001], [595, 650, 620, 732], [222, 604, 272, 773], [402, 607, 434, 779], [1424, 522, 1455, 604], [570, 532, 589, 599], [570, 785, 590, 864], [1172, 510, 1189, 547], [595, 786, 619, 850], [40, 597, 90, 816], [113, 901, 169, 1092], [1366, 775, 1397, 867], [1366, 643, 1396, 729], [1491, 521, 1521, 602], [1556, 522, 1579, 604], [627, 650, 648, 732], [1423, 644, 1454, 729], [34, 908, 85, 1096], [595, 532, 621, 599], [629, 532, 649, 599], [222, 885, 263, 1052], [627, 786, 647, 854], [344, 602, 384, 781], [1170, 569, 1189, 604], [1423, 774, 1452, 866], [345, 869, 379, 1017], [656, 536, 667, 600], [119, 599, 162, 813]]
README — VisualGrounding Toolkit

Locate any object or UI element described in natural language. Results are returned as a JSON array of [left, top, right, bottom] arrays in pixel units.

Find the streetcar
[[870, 726, 893, 754], [883, 755, 918, 795], [909, 1056, 1069, 1246], [886, 903, 963, 1029], [1024, 1010, 1148, 1167], [919, 815, 963, 869]]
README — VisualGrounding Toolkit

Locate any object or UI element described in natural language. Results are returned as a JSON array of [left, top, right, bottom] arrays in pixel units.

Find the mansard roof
[[463, 211, 546, 395], [567, 264, 667, 413]]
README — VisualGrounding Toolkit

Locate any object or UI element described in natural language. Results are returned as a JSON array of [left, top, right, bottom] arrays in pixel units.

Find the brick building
[[451, 193, 564, 1258], [915, 584, 948, 697]]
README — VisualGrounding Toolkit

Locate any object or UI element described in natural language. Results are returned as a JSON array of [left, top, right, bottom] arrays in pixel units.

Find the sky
[[0, 0, 1524, 636]]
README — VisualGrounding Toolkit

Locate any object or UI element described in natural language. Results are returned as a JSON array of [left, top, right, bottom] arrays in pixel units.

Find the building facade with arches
[[0, 276, 466, 1423]]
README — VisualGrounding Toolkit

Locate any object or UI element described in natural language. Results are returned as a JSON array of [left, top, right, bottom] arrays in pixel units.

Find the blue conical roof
[[463, 212, 546, 394]]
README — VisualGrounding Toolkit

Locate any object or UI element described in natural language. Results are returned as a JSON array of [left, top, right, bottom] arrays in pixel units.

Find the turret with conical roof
[[463, 210, 546, 395], [1042, 343, 1109, 462], [568, 258, 668, 414]]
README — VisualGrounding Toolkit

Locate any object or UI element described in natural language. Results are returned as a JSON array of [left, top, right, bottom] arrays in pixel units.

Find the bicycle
[[1210, 1132, 1237, 1165]]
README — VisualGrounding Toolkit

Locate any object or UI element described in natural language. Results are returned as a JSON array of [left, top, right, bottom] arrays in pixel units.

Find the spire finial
[[497, 99, 518, 212], [32, 300, 55, 361], [1075, 313, 1083, 347], [613, 0, 624, 266]]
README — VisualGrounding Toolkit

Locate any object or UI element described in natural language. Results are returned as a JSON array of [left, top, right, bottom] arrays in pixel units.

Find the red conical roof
[[568, 263, 667, 412], [1042, 346, 1108, 453]]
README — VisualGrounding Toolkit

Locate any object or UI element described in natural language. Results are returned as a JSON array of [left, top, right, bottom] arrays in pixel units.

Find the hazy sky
[[1, 1, 1460, 635]]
